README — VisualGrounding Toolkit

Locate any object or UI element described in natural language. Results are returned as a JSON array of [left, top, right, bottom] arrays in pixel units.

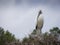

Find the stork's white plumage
[[37, 14, 43, 29], [36, 10, 44, 36]]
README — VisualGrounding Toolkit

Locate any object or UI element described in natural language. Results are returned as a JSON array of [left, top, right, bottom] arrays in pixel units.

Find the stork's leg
[[36, 29, 41, 36]]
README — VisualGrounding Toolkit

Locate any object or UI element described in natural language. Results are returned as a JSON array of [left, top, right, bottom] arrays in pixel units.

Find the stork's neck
[[37, 10, 42, 20], [37, 14, 41, 21]]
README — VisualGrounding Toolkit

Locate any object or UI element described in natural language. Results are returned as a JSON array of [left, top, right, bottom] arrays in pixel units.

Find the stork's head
[[38, 10, 42, 15], [37, 10, 42, 18]]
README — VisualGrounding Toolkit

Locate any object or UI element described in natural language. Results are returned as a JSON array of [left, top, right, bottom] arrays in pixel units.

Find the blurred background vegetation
[[0, 27, 60, 45]]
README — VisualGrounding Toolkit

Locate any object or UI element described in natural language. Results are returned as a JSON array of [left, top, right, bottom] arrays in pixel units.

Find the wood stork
[[36, 10, 44, 36]]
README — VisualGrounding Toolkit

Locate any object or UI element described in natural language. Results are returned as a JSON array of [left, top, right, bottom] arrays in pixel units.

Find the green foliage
[[43, 32, 49, 37], [0, 27, 5, 45], [22, 37, 29, 43], [50, 27, 59, 33], [0, 27, 16, 45], [31, 29, 36, 34], [50, 27, 60, 37], [0, 27, 60, 45], [5, 30, 16, 42]]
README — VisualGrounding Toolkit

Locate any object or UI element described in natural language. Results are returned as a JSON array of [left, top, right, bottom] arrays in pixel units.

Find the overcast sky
[[0, 0, 60, 39]]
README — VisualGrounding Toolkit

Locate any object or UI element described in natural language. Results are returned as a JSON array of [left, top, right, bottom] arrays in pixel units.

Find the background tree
[[0, 27, 5, 45], [0, 27, 17, 45]]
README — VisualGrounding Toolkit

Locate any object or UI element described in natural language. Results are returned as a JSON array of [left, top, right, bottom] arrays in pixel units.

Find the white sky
[[0, 0, 60, 39]]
